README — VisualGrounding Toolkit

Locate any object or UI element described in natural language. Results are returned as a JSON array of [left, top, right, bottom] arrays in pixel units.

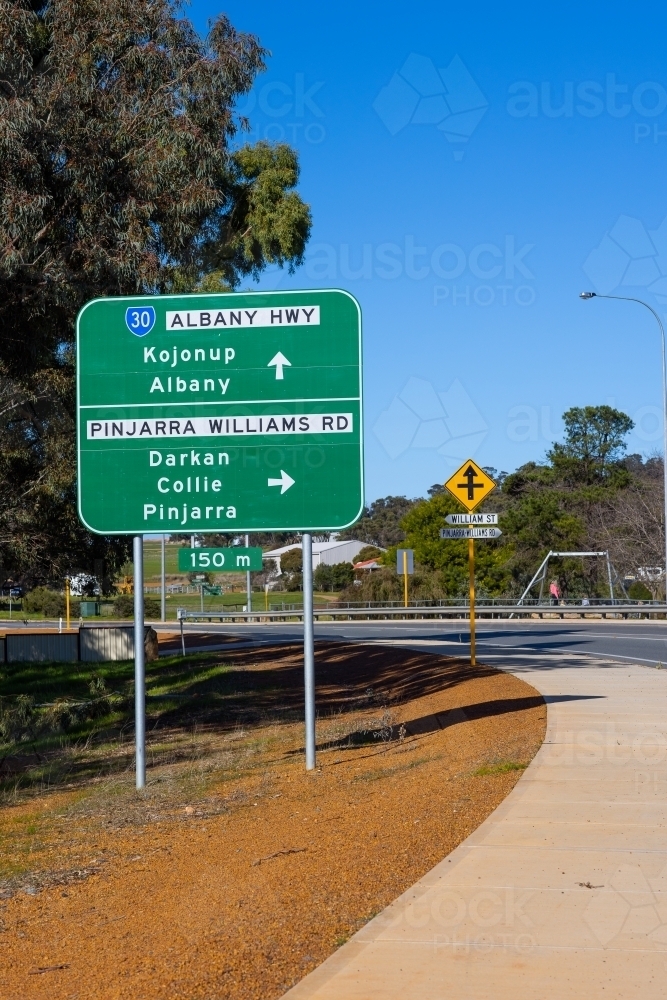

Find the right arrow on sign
[[268, 470, 295, 494], [267, 352, 292, 380]]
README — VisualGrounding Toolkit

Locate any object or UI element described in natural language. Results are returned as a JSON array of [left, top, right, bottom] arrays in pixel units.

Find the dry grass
[[0, 642, 546, 1000]]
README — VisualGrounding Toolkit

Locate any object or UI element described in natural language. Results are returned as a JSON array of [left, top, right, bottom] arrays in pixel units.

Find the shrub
[[280, 548, 302, 573], [355, 545, 384, 563], [24, 586, 63, 615], [112, 595, 161, 618], [628, 580, 653, 600], [278, 548, 303, 591], [0, 694, 36, 743], [314, 564, 333, 590], [113, 595, 134, 618], [24, 587, 80, 618], [332, 562, 354, 589], [314, 561, 354, 591], [144, 598, 161, 619]]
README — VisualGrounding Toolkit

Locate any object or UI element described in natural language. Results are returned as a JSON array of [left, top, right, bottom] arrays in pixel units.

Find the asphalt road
[[28, 615, 667, 667], [172, 617, 667, 668]]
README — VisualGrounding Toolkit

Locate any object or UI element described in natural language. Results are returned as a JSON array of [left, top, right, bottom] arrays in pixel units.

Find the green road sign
[[178, 547, 263, 572], [76, 289, 363, 534]]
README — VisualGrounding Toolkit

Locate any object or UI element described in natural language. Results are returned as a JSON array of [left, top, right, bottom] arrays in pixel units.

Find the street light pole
[[580, 291, 667, 594]]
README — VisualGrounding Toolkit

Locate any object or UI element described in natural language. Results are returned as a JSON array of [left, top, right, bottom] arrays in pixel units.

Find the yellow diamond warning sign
[[444, 459, 496, 512]]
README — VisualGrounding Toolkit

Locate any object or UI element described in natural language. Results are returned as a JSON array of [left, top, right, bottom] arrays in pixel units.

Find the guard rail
[[175, 603, 667, 624]]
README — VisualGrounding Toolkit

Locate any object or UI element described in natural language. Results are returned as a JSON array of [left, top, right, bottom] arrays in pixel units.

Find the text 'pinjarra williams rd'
[[86, 414, 354, 439]]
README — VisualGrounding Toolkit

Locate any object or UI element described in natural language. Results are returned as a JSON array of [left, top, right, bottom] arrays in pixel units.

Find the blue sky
[[191, 0, 667, 502]]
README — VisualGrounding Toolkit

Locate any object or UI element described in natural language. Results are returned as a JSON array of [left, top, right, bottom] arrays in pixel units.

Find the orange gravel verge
[[0, 642, 546, 1000]]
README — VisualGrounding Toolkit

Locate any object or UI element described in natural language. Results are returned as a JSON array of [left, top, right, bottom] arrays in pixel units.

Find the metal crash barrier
[[175, 602, 667, 636]]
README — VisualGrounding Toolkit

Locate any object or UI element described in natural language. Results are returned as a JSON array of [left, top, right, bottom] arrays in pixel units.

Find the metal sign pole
[[245, 533, 251, 614], [606, 552, 615, 604], [403, 550, 408, 608], [469, 537, 476, 666], [133, 535, 146, 790], [302, 532, 316, 771], [160, 535, 166, 622]]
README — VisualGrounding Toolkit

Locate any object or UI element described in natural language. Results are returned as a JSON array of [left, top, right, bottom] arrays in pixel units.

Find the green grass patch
[[0, 651, 265, 795], [474, 761, 528, 776]]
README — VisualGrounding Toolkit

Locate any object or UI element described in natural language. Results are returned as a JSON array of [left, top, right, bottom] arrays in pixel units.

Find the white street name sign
[[445, 513, 498, 525], [440, 527, 503, 539]]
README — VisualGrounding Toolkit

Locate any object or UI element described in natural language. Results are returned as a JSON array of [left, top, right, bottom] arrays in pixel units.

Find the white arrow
[[268, 470, 295, 494], [267, 351, 291, 380]]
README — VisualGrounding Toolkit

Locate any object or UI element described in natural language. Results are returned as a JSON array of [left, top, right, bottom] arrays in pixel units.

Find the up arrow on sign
[[268, 470, 295, 494], [268, 351, 292, 380]]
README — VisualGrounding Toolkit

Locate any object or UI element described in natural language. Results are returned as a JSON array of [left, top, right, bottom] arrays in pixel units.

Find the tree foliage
[[313, 561, 354, 592], [547, 406, 634, 485], [0, 1, 311, 585], [354, 545, 384, 562], [398, 492, 511, 597], [350, 405, 663, 602], [338, 495, 420, 548], [498, 406, 646, 597]]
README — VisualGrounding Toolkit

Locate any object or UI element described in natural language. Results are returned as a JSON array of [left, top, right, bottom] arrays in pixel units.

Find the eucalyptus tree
[[0, 1, 311, 584]]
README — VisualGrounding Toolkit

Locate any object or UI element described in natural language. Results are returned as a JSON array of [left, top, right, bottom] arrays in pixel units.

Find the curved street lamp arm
[[591, 293, 666, 340]]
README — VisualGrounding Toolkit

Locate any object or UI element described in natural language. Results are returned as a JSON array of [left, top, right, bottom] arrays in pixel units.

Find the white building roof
[[263, 541, 361, 558], [263, 540, 383, 573]]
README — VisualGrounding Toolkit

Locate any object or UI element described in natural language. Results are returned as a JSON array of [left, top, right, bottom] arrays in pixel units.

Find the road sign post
[[245, 534, 251, 614], [160, 535, 166, 622], [133, 535, 145, 790], [443, 459, 497, 668], [396, 549, 414, 608], [303, 533, 316, 770], [76, 288, 362, 781], [471, 538, 475, 666]]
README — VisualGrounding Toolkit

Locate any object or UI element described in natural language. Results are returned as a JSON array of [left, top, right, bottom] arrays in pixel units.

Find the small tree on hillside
[[548, 406, 634, 484]]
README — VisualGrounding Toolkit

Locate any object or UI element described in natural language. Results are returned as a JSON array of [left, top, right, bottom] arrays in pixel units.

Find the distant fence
[[0, 626, 153, 663], [263, 597, 667, 612], [80, 627, 135, 662], [5, 632, 79, 663]]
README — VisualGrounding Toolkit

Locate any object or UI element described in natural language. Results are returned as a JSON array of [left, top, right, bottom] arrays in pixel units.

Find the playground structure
[[516, 550, 629, 606]]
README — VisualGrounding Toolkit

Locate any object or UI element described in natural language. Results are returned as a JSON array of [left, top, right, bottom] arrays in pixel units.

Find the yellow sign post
[[396, 549, 414, 609], [444, 459, 497, 667], [468, 537, 475, 664]]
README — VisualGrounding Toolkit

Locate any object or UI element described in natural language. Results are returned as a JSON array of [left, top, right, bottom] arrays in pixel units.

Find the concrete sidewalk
[[283, 648, 667, 999]]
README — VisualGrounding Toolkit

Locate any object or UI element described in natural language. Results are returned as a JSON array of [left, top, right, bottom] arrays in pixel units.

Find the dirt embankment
[[0, 642, 546, 1000]]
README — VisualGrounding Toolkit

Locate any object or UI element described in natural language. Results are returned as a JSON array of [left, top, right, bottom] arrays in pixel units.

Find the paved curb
[[282, 647, 667, 999]]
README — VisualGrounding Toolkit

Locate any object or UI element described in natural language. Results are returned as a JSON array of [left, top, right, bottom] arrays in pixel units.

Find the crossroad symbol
[[444, 458, 496, 512]]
